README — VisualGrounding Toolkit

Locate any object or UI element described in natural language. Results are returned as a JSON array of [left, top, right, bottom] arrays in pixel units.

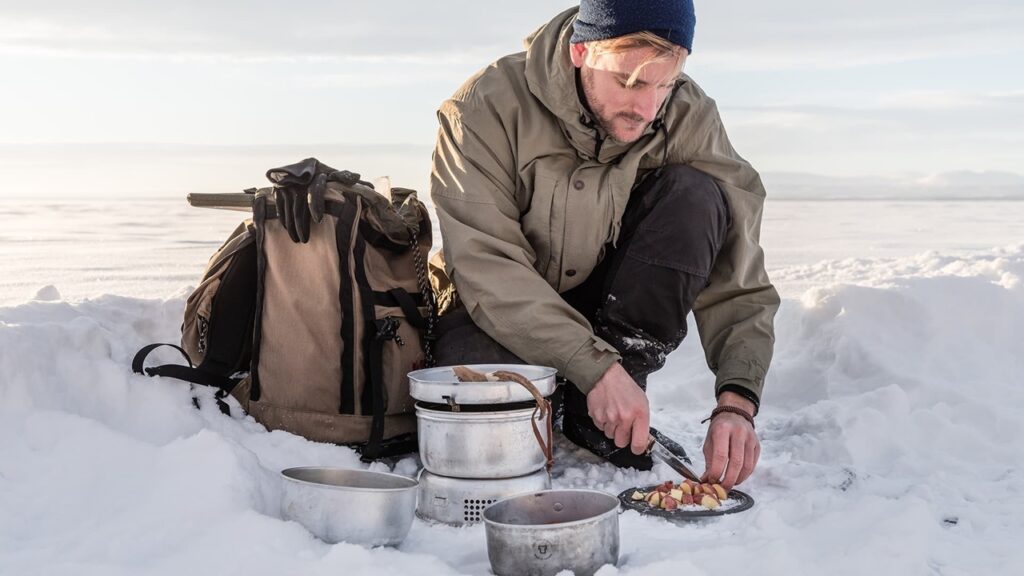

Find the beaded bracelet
[[700, 405, 756, 429]]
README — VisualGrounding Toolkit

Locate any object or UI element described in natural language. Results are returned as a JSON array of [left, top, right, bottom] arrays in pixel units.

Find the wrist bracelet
[[716, 385, 760, 417], [701, 405, 755, 429]]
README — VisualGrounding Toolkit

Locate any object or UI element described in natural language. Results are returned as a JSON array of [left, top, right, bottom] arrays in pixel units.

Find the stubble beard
[[580, 67, 647, 144]]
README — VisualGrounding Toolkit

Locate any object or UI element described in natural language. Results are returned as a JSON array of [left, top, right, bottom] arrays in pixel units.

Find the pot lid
[[408, 364, 558, 404]]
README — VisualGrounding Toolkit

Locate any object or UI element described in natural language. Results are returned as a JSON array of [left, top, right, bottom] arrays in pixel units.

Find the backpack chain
[[410, 234, 437, 368]]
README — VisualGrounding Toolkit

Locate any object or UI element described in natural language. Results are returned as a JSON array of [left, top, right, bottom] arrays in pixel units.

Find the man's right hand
[[586, 362, 650, 455]]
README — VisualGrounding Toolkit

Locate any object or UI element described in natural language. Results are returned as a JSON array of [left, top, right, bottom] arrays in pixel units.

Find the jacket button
[[565, 269, 577, 277], [573, 180, 584, 190]]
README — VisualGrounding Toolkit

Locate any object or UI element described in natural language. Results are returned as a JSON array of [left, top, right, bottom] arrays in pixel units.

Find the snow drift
[[1, 244, 1022, 575]]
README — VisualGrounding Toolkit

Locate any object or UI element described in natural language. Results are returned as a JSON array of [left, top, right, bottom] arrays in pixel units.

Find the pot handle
[[453, 366, 555, 471], [493, 370, 554, 471]]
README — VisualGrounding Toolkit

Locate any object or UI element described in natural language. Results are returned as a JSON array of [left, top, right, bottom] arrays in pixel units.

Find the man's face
[[571, 44, 685, 144]]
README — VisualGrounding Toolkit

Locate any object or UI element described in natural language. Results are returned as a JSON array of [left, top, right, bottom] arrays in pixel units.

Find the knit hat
[[570, 0, 696, 52]]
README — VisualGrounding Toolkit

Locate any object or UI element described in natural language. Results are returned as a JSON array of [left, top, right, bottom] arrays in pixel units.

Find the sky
[[0, 0, 1022, 197]]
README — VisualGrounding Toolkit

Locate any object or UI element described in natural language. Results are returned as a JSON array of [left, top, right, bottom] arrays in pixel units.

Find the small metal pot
[[416, 469, 551, 526], [416, 402, 551, 479], [280, 467, 417, 546], [483, 490, 620, 576]]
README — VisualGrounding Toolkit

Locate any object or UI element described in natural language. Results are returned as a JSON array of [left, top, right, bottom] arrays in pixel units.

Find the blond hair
[[584, 31, 686, 87]]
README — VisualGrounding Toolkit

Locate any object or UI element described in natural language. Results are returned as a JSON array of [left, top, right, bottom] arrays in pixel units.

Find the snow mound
[[32, 284, 62, 301], [2, 245, 1023, 575]]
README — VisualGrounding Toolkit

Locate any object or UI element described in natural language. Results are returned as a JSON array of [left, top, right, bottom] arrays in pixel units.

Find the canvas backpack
[[133, 173, 435, 460]]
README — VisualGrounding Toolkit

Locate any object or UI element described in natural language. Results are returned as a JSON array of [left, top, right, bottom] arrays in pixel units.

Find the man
[[428, 0, 780, 490]]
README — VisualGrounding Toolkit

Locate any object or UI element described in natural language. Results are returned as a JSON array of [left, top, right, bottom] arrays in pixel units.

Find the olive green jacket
[[429, 7, 780, 401]]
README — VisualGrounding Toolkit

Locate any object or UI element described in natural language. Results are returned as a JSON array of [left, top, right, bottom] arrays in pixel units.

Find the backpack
[[133, 170, 435, 461]]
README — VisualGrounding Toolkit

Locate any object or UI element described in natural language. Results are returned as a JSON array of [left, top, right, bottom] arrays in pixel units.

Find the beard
[[579, 66, 649, 144]]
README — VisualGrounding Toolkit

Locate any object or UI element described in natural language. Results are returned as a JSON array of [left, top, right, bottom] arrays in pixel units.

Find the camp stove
[[416, 469, 551, 525], [408, 364, 558, 526]]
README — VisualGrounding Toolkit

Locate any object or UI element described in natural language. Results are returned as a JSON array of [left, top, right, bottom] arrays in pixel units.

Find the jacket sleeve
[[684, 102, 781, 405], [431, 99, 621, 392]]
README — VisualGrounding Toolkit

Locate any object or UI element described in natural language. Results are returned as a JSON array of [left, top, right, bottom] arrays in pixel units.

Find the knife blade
[[649, 438, 702, 484]]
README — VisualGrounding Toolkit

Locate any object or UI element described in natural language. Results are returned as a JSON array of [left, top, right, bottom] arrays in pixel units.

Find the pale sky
[[1, 0, 1022, 197]]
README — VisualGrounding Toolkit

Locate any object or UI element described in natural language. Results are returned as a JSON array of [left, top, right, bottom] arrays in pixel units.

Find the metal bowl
[[416, 402, 551, 478], [483, 490, 620, 576], [280, 467, 417, 546]]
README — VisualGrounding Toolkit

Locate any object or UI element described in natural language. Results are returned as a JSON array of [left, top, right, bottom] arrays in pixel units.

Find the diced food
[[632, 481, 731, 511], [711, 484, 728, 500], [646, 491, 662, 507]]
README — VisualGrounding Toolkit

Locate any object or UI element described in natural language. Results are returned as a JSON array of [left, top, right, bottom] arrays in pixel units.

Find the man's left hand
[[701, 391, 760, 490]]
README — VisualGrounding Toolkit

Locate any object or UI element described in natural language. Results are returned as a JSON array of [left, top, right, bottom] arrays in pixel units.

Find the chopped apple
[[700, 494, 721, 510], [630, 490, 645, 501], [679, 482, 693, 495], [646, 491, 662, 507], [661, 495, 679, 510], [681, 493, 695, 506], [711, 484, 728, 500], [669, 488, 683, 501]]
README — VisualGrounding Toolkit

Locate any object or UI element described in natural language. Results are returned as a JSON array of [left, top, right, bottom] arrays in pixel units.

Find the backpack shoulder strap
[[132, 343, 240, 393]]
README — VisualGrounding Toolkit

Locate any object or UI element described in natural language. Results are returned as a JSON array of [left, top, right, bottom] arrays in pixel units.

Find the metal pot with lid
[[408, 364, 558, 479]]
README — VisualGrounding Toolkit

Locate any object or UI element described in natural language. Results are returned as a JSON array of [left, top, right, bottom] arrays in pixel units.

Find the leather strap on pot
[[453, 366, 555, 471], [492, 370, 554, 471], [452, 365, 490, 383]]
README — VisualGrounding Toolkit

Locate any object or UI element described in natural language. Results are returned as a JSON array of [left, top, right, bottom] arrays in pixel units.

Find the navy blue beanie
[[570, 0, 696, 52]]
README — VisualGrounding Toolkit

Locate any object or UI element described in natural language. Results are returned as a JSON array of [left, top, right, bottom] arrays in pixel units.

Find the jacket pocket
[[521, 173, 559, 283], [559, 166, 616, 292]]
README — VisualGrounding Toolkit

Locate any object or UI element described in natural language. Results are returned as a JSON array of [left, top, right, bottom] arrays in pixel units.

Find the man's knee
[[648, 164, 729, 228], [433, 305, 526, 367]]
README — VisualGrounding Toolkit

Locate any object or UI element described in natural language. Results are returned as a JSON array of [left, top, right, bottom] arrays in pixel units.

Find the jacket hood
[[523, 7, 671, 164]]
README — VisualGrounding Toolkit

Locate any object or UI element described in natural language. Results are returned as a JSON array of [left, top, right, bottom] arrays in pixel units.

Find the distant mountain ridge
[[0, 143, 1021, 200]]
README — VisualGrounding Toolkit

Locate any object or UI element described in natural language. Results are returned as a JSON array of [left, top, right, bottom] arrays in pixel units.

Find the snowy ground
[[1, 198, 1023, 575]]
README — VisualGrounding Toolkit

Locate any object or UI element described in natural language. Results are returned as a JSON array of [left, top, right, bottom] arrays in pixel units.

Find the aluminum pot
[[416, 402, 550, 479], [483, 490, 620, 576], [416, 469, 551, 526], [280, 467, 417, 546]]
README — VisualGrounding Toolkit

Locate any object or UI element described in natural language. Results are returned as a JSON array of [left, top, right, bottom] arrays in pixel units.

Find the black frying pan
[[617, 485, 755, 521]]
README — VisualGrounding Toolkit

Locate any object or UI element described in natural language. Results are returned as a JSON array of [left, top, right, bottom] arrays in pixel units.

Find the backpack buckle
[[375, 316, 404, 346]]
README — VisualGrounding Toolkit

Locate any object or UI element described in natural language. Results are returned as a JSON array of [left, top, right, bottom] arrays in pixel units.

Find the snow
[[1, 198, 1023, 575]]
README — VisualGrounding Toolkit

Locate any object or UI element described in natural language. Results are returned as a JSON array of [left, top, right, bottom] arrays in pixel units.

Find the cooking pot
[[483, 489, 620, 576], [416, 401, 551, 478], [280, 467, 417, 546]]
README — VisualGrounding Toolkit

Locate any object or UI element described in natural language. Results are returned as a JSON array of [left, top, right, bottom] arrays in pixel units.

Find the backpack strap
[[384, 288, 427, 330], [351, 222, 388, 461], [360, 317, 392, 462], [132, 343, 241, 414]]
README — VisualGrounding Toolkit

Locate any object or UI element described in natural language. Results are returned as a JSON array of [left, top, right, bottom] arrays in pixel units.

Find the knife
[[648, 438, 702, 484]]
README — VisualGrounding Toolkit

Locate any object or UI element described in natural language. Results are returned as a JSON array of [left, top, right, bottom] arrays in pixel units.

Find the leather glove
[[265, 158, 366, 243]]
